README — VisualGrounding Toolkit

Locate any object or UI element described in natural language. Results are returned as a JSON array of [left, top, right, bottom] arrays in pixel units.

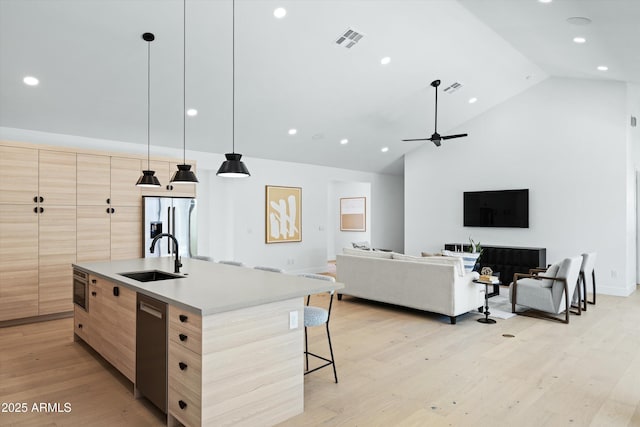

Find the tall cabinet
[[0, 146, 77, 320]]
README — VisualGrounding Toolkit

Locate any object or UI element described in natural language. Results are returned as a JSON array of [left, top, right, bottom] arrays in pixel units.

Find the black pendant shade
[[216, 0, 250, 178], [171, 163, 199, 183], [137, 32, 161, 188], [136, 169, 161, 187], [216, 153, 250, 177], [170, 0, 198, 185]]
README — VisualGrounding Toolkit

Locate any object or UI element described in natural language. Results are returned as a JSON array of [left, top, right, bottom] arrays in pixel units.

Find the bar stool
[[298, 273, 338, 383], [580, 252, 597, 310]]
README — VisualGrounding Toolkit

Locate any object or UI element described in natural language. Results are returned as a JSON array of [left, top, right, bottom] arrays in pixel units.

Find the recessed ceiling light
[[380, 57, 391, 65], [597, 65, 609, 71], [340, 139, 349, 145], [538, 0, 552, 3], [186, 108, 198, 116], [273, 7, 286, 19], [381, 147, 389, 153], [573, 37, 586, 44], [288, 128, 297, 135], [468, 97, 478, 104], [23, 76, 39, 86]]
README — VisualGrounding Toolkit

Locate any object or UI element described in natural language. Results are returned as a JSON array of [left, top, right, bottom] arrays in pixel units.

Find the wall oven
[[73, 269, 89, 311]]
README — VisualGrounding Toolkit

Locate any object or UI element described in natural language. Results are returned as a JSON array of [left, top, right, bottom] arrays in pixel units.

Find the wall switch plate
[[289, 311, 299, 329]]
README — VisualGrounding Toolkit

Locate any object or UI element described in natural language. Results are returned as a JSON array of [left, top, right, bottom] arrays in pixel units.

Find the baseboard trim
[[0, 311, 73, 328], [597, 283, 636, 297]]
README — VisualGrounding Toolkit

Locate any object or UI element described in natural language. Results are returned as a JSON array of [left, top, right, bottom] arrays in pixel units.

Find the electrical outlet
[[289, 311, 299, 329]]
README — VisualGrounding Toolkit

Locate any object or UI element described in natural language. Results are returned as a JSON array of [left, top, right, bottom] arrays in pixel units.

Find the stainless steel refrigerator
[[143, 196, 197, 259]]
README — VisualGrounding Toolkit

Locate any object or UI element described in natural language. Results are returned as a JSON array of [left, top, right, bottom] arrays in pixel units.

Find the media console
[[444, 244, 546, 287]]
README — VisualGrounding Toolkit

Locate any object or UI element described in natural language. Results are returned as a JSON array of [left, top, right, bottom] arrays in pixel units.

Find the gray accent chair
[[579, 252, 597, 310], [509, 256, 582, 323], [298, 273, 338, 383], [254, 266, 285, 273]]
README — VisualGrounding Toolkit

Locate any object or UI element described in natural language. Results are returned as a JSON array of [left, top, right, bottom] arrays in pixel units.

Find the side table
[[474, 280, 500, 324]]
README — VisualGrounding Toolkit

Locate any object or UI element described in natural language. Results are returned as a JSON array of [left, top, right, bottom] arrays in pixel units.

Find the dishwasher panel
[[136, 293, 168, 413]]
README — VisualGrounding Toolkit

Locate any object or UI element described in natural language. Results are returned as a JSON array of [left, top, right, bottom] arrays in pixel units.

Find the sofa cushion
[[422, 256, 466, 277], [391, 253, 421, 262], [441, 250, 480, 273], [343, 247, 393, 259]]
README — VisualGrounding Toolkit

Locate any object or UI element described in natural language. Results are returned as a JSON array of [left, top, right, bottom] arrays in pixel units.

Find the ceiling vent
[[443, 82, 463, 94], [335, 28, 364, 49]]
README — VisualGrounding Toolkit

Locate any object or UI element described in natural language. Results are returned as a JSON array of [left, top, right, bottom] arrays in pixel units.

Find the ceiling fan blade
[[441, 133, 468, 140], [402, 138, 432, 142]]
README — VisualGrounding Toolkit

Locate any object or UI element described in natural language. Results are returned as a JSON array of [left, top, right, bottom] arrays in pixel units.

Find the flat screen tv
[[463, 189, 529, 228]]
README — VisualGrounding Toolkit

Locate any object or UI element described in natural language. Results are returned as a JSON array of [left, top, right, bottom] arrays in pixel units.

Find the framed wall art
[[265, 185, 302, 243], [340, 197, 366, 231]]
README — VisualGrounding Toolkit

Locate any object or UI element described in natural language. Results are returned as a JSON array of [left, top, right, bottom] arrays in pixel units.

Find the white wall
[[327, 181, 371, 259], [627, 83, 640, 282], [405, 77, 633, 296]]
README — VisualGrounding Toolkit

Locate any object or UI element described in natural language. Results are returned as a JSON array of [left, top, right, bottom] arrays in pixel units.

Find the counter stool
[[298, 273, 338, 383], [217, 260, 244, 267]]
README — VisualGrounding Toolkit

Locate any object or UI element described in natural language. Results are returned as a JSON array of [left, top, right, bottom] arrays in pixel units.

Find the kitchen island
[[72, 257, 343, 427]]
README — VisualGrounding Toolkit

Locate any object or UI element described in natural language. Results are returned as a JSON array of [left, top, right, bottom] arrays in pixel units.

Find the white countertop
[[73, 257, 343, 316]]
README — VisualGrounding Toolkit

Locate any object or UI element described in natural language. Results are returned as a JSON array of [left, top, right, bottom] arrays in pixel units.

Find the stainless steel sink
[[119, 270, 184, 282]]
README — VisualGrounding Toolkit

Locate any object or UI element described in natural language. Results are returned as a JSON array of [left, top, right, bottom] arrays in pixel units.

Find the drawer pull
[[178, 400, 187, 410], [179, 333, 188, 342], [78, 323, 83, 329], [179, 362, 188, 371], [91, 291, 97, 296], [91, 279, 97, 284], [179, 314, 188, 323], [113, 286, 119, 297]]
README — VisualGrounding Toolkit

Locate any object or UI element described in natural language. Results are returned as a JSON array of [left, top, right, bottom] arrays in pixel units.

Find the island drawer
[[169, 384, 201, 427], [74, 305, 90, 343], [168, 305, 202, 334], [168, 343, 202, 399], [169, 306, 202, 355]]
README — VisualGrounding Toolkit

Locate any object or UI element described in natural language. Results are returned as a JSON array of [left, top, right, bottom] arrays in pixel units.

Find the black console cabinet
[[444, 244, 546, 286]]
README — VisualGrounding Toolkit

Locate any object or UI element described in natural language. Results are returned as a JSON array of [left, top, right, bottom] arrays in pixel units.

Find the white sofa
[[336, 249, 484, 324]]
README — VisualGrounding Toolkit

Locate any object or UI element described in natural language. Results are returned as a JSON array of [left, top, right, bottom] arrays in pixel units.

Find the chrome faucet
[[150, 233, 182, 273]]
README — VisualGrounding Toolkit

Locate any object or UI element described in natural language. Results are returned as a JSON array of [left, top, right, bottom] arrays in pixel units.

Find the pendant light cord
[[434, 84, 438, 134], [183, 0, 187, 164], [232, 0, 235, 154], [147, 39, 151, 170]]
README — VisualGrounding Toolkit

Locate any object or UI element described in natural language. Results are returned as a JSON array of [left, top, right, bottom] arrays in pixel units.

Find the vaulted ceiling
[[1, 0, 638, 175]]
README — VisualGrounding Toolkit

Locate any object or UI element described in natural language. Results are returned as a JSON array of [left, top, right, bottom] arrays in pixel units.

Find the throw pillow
[[421, 252, 443, 257], [539, 263, 560, 288], [343, 247, 393, 259], [352, 241, 370, 250], [422, 256, 465, 277]]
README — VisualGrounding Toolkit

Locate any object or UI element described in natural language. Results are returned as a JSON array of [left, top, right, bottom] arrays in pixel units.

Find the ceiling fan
[[402, 79, 468, 147]]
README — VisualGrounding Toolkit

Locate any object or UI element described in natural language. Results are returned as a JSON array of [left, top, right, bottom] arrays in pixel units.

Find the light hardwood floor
[[1, 287, 640, 426]]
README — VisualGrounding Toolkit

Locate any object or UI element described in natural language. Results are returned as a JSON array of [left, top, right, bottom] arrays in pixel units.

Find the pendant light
[[217, 0, 250, 177], [136, 32, 161, 188], [171, 0, 199, 184]]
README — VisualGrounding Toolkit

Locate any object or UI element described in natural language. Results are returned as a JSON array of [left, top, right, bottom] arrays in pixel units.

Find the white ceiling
[[0, 0, 637, 175]]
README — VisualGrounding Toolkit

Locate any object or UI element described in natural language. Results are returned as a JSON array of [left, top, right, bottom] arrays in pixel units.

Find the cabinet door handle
[[178, 400, 187, 410], [110, 208, 115, 214], [39, 207, 44, 213], [113, 286, 119, 297], [78, 323, 83, 329], [179, 362, 188, 371], [39, 196, 44, 203], [91, 279, 97, 284], [179, 314, 188, 323], [106, 198, 111, 204], [33, 207, 38, 214], [106, 208, 110, 214], [91, 291, 97, 296], [33, 196, 38, 203], [179, 333, 188, 342]]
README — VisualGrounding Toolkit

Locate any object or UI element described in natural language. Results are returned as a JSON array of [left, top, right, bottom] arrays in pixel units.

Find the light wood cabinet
[[77, 154, 111, 206], [38, 205, 76, 315], [111, 157, 142, 207], [110, 205, 142, 260], [80, 275, 136, 382], [0, 205, 39, 321], [0, 145, 38, 205], [76, 206, 111, 263], [39, 150, 76, 206]]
